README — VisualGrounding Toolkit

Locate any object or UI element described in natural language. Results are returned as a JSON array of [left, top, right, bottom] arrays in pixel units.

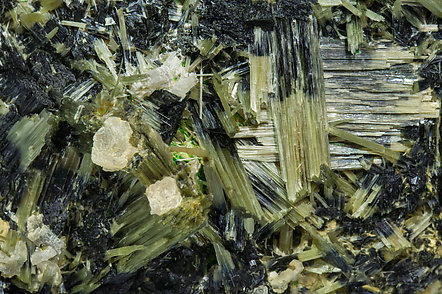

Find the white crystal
[[31, 247, 58, 265], [129, 53, 198, 99], [25, 214, 65, 286], [27, 214, 65, 255], [268, 259, 304, 293], [91, 117, 138, 172], [145, 177, 183, 215], [168, 73, 198, 98], [0, 240, 27, 278], [35, 260, 62, 287]]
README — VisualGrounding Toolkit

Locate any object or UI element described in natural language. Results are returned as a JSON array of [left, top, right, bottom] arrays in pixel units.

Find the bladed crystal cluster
[[0, 0, 440, 293]]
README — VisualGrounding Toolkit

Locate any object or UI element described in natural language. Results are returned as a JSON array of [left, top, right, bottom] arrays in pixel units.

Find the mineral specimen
[[268, 259, 304, 293], [0, 0, 440, 293], [91, 117, 138, 172], [0, 240, 27, 278], [145, 176, 183, 215]]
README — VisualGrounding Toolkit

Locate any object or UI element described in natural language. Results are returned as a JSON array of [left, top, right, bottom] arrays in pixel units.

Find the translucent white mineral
[[26, 214, 65, 287], [0, 240, 27, 278], [27, 214, 65, 255], [35, 260, 62, 287], [91, 117, 138, 172], [31, 247, 58, 265], [268, 259, 304, 293], [145, 176, 183, 215], [130, 53, 198, 99]]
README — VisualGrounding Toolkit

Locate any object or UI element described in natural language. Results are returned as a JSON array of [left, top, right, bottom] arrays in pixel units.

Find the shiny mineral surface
[[91, 117, 138, 172], [0, 0, 441, 293]]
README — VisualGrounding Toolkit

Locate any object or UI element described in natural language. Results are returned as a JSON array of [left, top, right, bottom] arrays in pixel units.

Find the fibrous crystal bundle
[[0, 0, 441, 293]]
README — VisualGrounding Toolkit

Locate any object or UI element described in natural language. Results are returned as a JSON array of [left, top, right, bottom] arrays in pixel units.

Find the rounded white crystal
[[91, 117, 138, 172], [268, 259, 304, 293], [145, 177, 183, 215]]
